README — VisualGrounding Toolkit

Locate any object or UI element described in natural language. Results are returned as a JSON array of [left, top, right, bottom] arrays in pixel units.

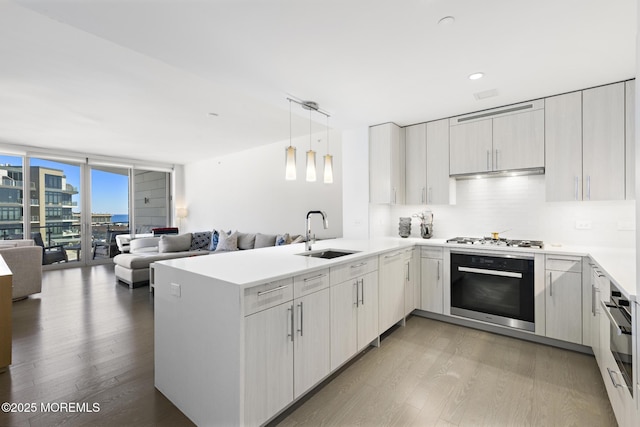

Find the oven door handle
[[601, 300, 631, 336], [458, 266, 523, 279]]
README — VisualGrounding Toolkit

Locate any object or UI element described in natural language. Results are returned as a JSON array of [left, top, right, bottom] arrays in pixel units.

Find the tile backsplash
[[374, 175, 635, 249]]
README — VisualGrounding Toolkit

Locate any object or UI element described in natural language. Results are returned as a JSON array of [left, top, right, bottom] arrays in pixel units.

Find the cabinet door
[[426, 119, 450, 204], [583, 82, 625, 201], [245, 303, 294, 426], [625, 80, 635, 200], [545, 91, 583, 201], [378, 251, 405, 334], [293, 288, 331, 398], [405, 123, 427, 204], [492, 109, 544, 171], [420, 257, 443, 314], [545, 270, 582, 344], [330, 279, 358, 371], [369, 123, 405, 204], [357, 271, 379, 352], [449, 119, 493, 175]]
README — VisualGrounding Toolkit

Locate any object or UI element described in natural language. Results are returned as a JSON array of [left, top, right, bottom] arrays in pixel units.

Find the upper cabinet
[[625, 80, 635, 200], [449, 100, 544, 176], [404, 119, 451, 205], [369, 123, 405, 204], [583, 82, 626, 201]]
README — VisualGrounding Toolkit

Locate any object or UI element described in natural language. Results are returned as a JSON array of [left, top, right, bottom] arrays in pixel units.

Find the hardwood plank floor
[[0, 266, 617, 427]]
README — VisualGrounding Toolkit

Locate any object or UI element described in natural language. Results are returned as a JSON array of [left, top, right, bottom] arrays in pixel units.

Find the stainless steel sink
[[297, 249, 360, 259]]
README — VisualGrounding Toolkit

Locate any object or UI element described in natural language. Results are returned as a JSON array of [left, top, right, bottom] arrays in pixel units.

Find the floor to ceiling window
[[0, 155, 25, 240]]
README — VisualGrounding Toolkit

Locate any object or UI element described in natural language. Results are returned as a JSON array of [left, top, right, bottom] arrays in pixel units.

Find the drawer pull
[[350, 262, 367, 269], [303, 273, 327, 282], [607, 368, 623, 388], [384, 252, 402, 259], [257, 285, 288, 297]]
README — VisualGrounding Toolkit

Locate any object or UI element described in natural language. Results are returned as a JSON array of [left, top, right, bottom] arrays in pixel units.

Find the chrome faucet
[[305, 210, 328, 251]]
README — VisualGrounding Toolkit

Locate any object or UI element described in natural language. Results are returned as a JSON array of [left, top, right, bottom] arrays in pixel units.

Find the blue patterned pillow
[[209, 230, 219, 251], [190, 231, 212, 251], [275, 233, 290, 246]]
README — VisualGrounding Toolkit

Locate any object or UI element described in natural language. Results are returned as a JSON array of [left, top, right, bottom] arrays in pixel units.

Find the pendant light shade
[[285, 146, 296, 180], [285, 99, 296, 180], [323, 154, 333, 184], [306, 150, 317, 182]]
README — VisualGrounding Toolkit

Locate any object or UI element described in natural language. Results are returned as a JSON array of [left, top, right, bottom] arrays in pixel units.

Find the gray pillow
[[254, 233, 277, 248], [215, 230, 238, 252], [159, 233, 192, 253], [237, 232, 257, 250]]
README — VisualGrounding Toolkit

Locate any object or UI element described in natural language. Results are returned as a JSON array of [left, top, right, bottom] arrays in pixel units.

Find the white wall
[[341, 127, 370, 239], [181, 132, 342, 239], [382, 175, 635, 249]]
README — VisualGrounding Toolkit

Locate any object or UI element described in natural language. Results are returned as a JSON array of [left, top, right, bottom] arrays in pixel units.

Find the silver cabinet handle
[[601, 300, 629, 336], [437, 260, 441, 281], [574, 176, 579, 201], [392, 187, 397, 204], [596, 270, 605, 278], [494, 149, 498, 170], [303, 273, 327, 282], [459, 266, 522, 278], [257, 285, 288, 296], [549, 272, 553, 297], [350, 262, 367, 269], [354, 281, 359, 307], [407, 261, 411, 282], [428, 187, 433, 204], [591, 284, 596, 315], [587, 175, 591, 200], [421, 187, 425, 204], [360, 278, 364, 306], [607, 368, 623, 388], [287, 305, 294, 342], [384, 252, 402, 259], [297, 302, 304, 336], [486, 150, 491, 170]]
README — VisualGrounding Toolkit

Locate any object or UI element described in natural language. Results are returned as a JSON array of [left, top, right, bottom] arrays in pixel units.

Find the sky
[[0, 155, 129, 215]]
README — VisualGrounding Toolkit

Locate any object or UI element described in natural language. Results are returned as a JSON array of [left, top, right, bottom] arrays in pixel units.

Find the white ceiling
[[0, 0, 636, 165]]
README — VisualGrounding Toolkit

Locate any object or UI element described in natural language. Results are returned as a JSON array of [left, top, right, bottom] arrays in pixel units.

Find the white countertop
[[155, 237, 636, 299]]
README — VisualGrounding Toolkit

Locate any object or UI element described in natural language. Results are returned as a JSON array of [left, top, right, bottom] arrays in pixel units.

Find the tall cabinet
[[370, 123, 405, 204], [405, 119, 451, 205]]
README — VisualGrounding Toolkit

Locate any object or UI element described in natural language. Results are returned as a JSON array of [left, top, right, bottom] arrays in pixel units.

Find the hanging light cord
[[289, 99, 292, 148]]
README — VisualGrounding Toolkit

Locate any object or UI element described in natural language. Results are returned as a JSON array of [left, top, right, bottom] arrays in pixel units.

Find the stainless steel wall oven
[[450, 251, 535, 332]]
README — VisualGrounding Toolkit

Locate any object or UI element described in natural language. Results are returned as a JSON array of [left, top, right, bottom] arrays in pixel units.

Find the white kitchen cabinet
[[426, 119, 452, 204], [545, 255, 582, 344], [625, 80, 635, 200], [293, 287, 330, 398], [583, 82, 626, 201], [405, 123, 427, 204], [449, 119, 493, 175], [330, 270, 379, 370], [378, 250, 406, 334], [420, 247, 444, 314], [449, 100, 544, 176], [545, 91, 583, 201], [403, 248, 418, 316], [370, 123, 405, 204], [405, 119, 452, 204], [245, 302, 294, 426]]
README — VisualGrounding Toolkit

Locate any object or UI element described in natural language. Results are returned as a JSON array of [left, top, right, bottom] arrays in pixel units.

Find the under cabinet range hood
[[449, 100, 545, 179]]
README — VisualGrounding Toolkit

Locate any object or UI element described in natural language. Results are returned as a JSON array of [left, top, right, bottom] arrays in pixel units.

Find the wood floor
[[0, 266, 616, 427]]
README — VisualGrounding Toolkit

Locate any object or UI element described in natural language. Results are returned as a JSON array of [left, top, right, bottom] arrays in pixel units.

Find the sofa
[[0, 240, 43, 300], [113, 230, 302, 288]]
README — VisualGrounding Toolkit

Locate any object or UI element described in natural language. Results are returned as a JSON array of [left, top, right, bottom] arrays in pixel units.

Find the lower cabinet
[[378, 250, 406, 334], [544, 255, 582, 344], [420, 247, 444, 314], [244, 276, 330, 426], [330, 271, 379, 370]]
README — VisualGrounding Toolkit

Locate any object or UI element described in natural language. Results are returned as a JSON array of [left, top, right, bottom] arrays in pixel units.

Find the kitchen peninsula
[[152, 237, 636, 427]]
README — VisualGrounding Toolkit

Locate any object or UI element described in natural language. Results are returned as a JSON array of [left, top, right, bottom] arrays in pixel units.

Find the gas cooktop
[[446, 237, 544, 249]]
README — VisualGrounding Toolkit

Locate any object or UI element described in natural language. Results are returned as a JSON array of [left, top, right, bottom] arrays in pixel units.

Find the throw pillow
[[237, 232, 257, 250], [215, 230, 238, 252], [254, 233, 277, 248], [275, 233, 290, 246], [209, 230, 219, 251], [290, 235, 305, 244], [190, 231, 212, 251], [159, 233, 192, 253]]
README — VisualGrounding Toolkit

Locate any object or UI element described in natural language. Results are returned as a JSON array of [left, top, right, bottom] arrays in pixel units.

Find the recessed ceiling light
[[438, 16, 455, 26], [468, 72, 484, 80]]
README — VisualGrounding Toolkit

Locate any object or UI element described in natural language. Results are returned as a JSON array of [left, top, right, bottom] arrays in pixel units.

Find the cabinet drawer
[[402, 247, 415, 260], [330, 257, 378, 285], [421, 246, 443, 259], [294, 269, 330, 298], [545, 255, 582, 273], [244, 278, 294, 316]]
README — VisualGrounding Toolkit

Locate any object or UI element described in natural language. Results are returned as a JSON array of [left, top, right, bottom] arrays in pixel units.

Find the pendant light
[[305, 106, 317, 182], [323, 114, 333, 184], [285, 99, 296, 180]]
